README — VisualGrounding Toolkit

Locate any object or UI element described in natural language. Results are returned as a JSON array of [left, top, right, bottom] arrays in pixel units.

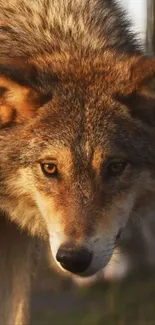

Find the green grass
[[31, 268, 155, 325]]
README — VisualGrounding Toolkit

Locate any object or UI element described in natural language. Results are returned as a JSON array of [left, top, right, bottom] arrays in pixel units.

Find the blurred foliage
[[31, 266, 155, 325]]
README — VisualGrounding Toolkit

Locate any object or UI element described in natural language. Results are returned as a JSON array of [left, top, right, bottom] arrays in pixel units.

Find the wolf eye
[[107, 161, 127, 176], [41, 163, 57, 177]]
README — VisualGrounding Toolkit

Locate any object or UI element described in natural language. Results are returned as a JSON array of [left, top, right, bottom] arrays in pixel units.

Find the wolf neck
[[0, 212, 42, 325], [0, 0, 142, 60]]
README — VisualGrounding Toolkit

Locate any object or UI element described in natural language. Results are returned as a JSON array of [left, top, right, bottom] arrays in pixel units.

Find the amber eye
[[107, 161, 127, 176], [41, 163, 57, 177]]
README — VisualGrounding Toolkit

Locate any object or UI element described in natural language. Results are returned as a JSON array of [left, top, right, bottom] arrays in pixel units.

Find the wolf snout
[[56, 243, 92, 274]]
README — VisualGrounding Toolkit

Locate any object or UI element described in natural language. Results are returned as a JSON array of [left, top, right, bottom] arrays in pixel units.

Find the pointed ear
[[0, 60, 53, 126], [115, 56, 155, 125]]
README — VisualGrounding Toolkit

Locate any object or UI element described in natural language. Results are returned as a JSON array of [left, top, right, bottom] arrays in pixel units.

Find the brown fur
[[0, 1, 155, 324]]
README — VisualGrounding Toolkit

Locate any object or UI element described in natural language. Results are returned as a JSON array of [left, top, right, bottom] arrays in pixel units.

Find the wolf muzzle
[[56, 242, 93, 274]]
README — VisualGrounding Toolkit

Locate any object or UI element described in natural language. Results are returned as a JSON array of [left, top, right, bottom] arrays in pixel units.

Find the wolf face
[[0, 53, 155, 277]]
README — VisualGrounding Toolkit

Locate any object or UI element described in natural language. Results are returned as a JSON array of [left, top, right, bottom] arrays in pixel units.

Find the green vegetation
[[31, 268, 155, 325]]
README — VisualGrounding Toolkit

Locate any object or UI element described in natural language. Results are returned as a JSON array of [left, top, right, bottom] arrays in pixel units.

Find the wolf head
[[1, 52, 155, 277]]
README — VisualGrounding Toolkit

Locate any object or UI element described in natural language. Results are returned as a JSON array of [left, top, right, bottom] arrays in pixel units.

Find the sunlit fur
[[0, 1, 155, 324]]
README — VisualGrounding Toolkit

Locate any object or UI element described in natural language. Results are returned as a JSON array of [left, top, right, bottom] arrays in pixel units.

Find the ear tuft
[[0, 60, 54, 127], [0, 76, 43, 126], [115, 56, 155, 125]]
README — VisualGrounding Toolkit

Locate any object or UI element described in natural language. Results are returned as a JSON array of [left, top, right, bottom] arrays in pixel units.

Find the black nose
[[56, 243, 92, 274]]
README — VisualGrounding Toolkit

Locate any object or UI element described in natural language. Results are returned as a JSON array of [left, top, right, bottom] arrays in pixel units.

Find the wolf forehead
[[37, 76, 121, 134], [8, 59, 145, 150], [1, 52, 155, 167]]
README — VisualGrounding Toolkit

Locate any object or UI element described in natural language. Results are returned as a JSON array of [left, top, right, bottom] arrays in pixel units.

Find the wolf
[[0, 0, 155, 323]]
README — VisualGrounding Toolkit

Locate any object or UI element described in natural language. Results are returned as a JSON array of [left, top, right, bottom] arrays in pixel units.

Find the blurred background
[[31, 1, 155, 324]]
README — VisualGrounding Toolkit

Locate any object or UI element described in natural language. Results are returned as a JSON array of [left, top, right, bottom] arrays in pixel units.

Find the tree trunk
[[146, 0, 155, 54]]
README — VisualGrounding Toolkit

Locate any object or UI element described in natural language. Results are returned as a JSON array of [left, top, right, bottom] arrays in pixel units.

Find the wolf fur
[[0, 0, 155, 324]]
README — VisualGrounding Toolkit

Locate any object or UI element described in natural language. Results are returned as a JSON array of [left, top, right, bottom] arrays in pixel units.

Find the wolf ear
[[0, 60, 53, 126], [116, 56, 155, 125]]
